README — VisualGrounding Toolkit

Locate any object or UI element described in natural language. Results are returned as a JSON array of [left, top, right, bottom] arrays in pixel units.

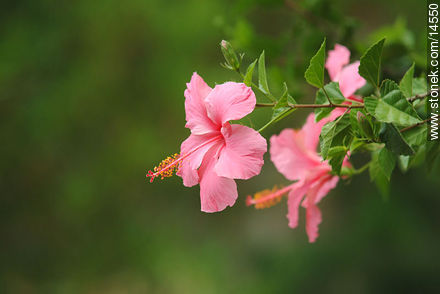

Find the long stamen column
[[146, 135, 222, 183]]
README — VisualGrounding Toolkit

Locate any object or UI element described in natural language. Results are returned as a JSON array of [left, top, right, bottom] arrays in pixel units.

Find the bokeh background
[[1, 0, 439, 293]]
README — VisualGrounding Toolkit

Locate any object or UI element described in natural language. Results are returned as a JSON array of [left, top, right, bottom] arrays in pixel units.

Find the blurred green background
[[1, 0, 439, 293]]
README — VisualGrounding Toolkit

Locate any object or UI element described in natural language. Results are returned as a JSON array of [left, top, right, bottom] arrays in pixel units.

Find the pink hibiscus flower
[[147, 73, 267, 213], [247, 112, 348, 242], [325, 44, 366, 101]]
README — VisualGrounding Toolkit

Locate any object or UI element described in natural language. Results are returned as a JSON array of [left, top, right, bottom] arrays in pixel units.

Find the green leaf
[[327, 146, 348, 174], [364, 89, 421, 126], [359, 38, 385, 87], [259, 84, 296, 132], [320, 114, 352, 159], [349, 137, 366, 153], [271, 83, 296, 121], [412, 77, 428, 95], [378, 147, 396, 180], [380, 79, 399, 97], [243, 59, 257, 87], [382, 89, 420, 121], [258, 51, 270, 95], [304, 38, 326, 88], [398, 155, 410, 172], [402, 125, 427, 148], [398, 141, 428, 173], [379, 123, 414, 155], [349, 110, 361, 136], [322, 82, 346, 103], [399, 62, 415, 97], [314, 82, 346, 122], [369, 150, 390, 199]]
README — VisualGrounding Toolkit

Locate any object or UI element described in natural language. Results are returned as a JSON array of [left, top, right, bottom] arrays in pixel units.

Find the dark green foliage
[[304, 38, 326, 88], [379, 123, 414, 155], [243, 59, 257, 86], [399, 63, 415, 97], [359, 38, 385, 87], [258, 51, 271, 95], [364, 89, 421, 126], [320, 114, 352, 159]]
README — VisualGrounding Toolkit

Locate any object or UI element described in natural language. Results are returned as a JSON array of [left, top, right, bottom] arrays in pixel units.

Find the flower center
[[146, 135, 222, 183]]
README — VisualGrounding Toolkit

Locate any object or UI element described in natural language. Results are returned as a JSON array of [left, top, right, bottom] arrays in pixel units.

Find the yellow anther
[[246, 186, 287, 209], [146, 153, 181, 182]]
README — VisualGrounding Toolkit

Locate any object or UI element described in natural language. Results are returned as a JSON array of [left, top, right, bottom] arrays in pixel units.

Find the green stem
[[289, 103, 363, 109], [258, 119, 275, 133], [258, 112, 288, 133], [257, 102, 360, 133], [400, 118, 432, 133], [256, 102, 364, 109], [352, 162, 370, 175], [340, 162, 370, 177], [255, 102, 275, 107], [407, 92, 431, 103]]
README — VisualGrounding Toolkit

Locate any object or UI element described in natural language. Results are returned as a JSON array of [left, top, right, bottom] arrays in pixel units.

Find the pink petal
[[302, 113, 328, 151], [214, 124, 267, 180], [338, 61, 366, 98], [286, 180, 309, 229], [305, 202, 322, 243], [325, 44, 350, 81], [177, 133, 221, 187], [198, 146, 238, 212], [302, 176, 326, 243], [342, 155, 352, 168], [302, 173, 338, 243], [347, 95, 363, 103], [328, 107, 346, 121], [271, 113, 343, 181], [184, 73, 218, 135], [270, 127, 321, 181], [313, 174, 339, 205], [299, 112, 345, 154], [205, 82, 256, 125]]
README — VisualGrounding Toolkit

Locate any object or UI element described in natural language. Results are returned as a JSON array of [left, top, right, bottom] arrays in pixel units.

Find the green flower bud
[[220, 40, 240, 71], [357, 111, 375, 139]]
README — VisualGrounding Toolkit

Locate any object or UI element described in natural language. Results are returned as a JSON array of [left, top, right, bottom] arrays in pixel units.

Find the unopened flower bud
[[221, 40, 228, 49], [220, 40, 240, 70], [357, 111, 374, 138]]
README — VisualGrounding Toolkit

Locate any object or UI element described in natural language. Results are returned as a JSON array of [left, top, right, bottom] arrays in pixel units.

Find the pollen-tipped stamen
[[146, 153, 181, 182], [246, 185, 292, 209], [146, 135, 223, 184]]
